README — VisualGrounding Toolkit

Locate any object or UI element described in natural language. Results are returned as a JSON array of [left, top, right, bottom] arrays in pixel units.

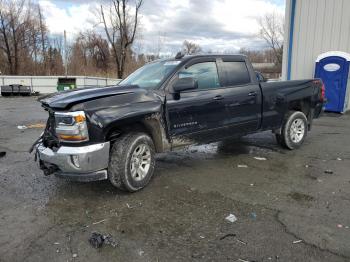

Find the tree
[[257, 12, 284, 67], [182, 40, 201, 55], [0, 0, 26, 74], [0, 0, 50, 75], [69, 31, 111, 76], [100, 0, 143, 78], [47, 46, 64, 75]]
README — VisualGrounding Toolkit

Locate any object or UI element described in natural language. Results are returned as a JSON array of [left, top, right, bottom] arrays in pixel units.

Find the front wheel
[[108, 132, 155, 192], [276, 111, 308, 150]]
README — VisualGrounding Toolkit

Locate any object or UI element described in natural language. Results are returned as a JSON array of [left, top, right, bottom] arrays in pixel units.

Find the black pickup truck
[[33, 54, 325, 192]]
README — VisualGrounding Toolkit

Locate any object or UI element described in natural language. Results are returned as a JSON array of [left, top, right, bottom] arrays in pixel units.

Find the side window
[[223, 61, 251, 86], [178, 62, 220, 89]]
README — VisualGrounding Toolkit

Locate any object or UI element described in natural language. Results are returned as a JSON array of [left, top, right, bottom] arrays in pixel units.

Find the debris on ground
[[250, 183, 254, 186], [72, 253, 78, 258], [225, 214, 237, 223], [250, 212, 257, 220], [138, 250, 145, 256], [324, 170, 334, 174], [254, 156, 267, 161], [17, 123, 45, 130], [53, 242, 60, 245], [237, 164, 248, 168], [89, 232, 104, 248], [88, 232, 117, 248], [219, 233, 236, 240], [293, 240, 303, 244], [92, 219, 106, 225], [337, 224, 343, 228], [26, 123, 46, 128], [236, 238, 247, 245], [104, 235, 118, 247], [0, 151, 6, 158]]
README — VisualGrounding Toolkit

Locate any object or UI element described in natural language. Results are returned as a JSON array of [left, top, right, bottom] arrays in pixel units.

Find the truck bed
[[260, 79, 323, 130]]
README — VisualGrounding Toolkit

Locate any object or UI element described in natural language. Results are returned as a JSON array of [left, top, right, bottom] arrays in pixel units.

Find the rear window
[[223, 61, 251, 86]]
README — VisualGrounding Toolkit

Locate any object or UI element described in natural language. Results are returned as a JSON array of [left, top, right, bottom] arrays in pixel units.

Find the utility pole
[[64, 30, 68, 77]]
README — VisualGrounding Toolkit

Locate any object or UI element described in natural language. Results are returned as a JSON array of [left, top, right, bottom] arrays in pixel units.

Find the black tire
[[108, 132, 156, 192], [276, 111, 308, 150]]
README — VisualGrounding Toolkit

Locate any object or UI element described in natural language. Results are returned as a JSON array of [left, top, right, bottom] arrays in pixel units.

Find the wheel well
[[288, 99, 311, 120], [105, 117, 167, 153], [287, 99, 313, 130]]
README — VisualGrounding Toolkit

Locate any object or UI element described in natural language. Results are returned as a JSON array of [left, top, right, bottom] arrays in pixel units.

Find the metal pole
[[64, 30, 68, 77]]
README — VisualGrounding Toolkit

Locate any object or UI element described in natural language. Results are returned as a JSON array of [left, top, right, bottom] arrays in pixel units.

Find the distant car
[[32, 54, 325, 192]]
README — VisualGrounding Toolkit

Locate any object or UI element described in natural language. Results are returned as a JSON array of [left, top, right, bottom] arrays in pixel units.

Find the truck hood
[[39, 85, 140, 109]]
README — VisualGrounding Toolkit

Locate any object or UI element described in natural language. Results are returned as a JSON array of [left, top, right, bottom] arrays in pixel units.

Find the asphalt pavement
[[0, 97, 349, 262]]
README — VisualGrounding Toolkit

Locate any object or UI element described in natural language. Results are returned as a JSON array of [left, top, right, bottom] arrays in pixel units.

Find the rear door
[[165, 58, 229, 142], [218, 58, 262, 132]]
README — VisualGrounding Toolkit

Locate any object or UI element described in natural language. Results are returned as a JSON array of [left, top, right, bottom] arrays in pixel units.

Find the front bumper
[[37, 142, 110, 182]]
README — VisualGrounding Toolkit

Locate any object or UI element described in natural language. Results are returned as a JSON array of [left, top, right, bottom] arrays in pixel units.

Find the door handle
[[213, 95, 224, 100], [248, 91, 257, 97]]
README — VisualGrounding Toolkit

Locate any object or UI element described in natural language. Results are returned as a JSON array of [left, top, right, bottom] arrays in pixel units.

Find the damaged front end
[[30, 106, 110, 182], [30, 108, 60, 176]]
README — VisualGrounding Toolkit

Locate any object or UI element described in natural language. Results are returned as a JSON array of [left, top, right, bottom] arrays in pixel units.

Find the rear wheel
[[108, 132, 155, 192], [276, 111, 308, 150]]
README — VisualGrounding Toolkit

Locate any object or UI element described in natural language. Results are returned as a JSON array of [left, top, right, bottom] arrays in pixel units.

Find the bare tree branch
[[182, 40, 201, 55], [257, 12, 284, 66], [100, 0, 143, 78]]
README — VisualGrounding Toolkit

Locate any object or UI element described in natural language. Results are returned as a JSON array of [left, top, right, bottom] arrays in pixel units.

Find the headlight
[[55, 111, 89, 142]]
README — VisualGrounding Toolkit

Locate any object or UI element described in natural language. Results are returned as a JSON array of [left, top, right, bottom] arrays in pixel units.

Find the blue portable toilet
[[315, 51, 350, 113]]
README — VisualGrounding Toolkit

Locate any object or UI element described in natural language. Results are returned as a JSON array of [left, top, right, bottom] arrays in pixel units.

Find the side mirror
[[173, 77, 198, 92], [256, 71, 267, 82]]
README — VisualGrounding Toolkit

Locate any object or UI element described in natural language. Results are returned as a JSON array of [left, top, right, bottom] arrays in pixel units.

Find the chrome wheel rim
[[130, 144, 151, 181], [290, 118, 305, 143]]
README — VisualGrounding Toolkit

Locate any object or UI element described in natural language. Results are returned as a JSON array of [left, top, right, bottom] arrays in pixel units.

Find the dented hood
[[39, 85, 139, 109]]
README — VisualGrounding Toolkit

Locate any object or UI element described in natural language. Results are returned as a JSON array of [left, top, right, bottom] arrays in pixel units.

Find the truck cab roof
[[171, 53, 248, 62]]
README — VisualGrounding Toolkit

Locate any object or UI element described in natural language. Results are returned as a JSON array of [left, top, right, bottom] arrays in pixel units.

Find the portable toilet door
[[315, 51, 350, 113]]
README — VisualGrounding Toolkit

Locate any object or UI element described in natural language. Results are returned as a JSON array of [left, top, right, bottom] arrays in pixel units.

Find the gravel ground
[[0, 96, 349, 262]]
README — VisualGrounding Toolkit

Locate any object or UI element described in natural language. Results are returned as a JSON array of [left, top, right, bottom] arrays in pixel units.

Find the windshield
[[118, 60, 181, 89]]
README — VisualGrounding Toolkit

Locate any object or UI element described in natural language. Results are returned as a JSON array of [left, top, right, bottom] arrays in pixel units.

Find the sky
[[38, 0, 285, 55]]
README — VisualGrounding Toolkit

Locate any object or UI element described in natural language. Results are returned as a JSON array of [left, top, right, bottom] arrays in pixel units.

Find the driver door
[[165, 59, 228, 143]]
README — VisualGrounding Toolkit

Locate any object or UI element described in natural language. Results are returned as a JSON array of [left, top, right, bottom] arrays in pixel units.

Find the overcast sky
[[38, 0, 285, 55]]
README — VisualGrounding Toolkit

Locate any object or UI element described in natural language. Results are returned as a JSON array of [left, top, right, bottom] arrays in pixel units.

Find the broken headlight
[[55, 111, 89, 143]]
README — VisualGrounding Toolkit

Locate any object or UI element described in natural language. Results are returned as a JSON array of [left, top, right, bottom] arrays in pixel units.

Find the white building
[[282, 0, 350, 80], [282, 0, 350, 112]]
